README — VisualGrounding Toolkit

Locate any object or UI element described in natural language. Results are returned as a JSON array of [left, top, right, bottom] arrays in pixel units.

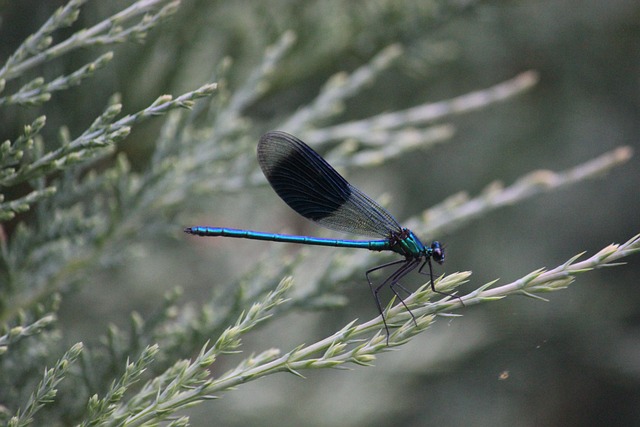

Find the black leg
[[386, 259, 421, 326], [366, 259, 406, 340], [366, 258, 422, 344], [418, 258, 464, 306]]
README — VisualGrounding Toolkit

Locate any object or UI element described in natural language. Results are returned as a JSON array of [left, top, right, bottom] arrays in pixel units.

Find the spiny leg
[[392, 281, 413, 297], [366, 259, 407, 340], [367, 258, 422, 343], [385, 259, 421, 326], [418, 258, 464, 305]]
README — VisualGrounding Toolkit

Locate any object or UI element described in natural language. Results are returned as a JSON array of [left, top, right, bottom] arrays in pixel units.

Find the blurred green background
[[3, 0, 639, 426]]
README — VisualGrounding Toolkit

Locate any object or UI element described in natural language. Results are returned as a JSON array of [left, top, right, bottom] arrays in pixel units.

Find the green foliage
[[0, 1, 637, 426]]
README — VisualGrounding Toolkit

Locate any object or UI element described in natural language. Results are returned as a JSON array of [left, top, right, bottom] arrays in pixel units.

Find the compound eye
[[431, 241, 445, 264]]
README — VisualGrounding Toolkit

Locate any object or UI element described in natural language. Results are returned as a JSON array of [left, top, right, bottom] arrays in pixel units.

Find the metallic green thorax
[[389, 229, 427, 258]]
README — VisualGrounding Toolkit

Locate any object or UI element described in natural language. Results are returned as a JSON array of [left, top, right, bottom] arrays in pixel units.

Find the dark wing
[[257, 131, 401, 238]]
